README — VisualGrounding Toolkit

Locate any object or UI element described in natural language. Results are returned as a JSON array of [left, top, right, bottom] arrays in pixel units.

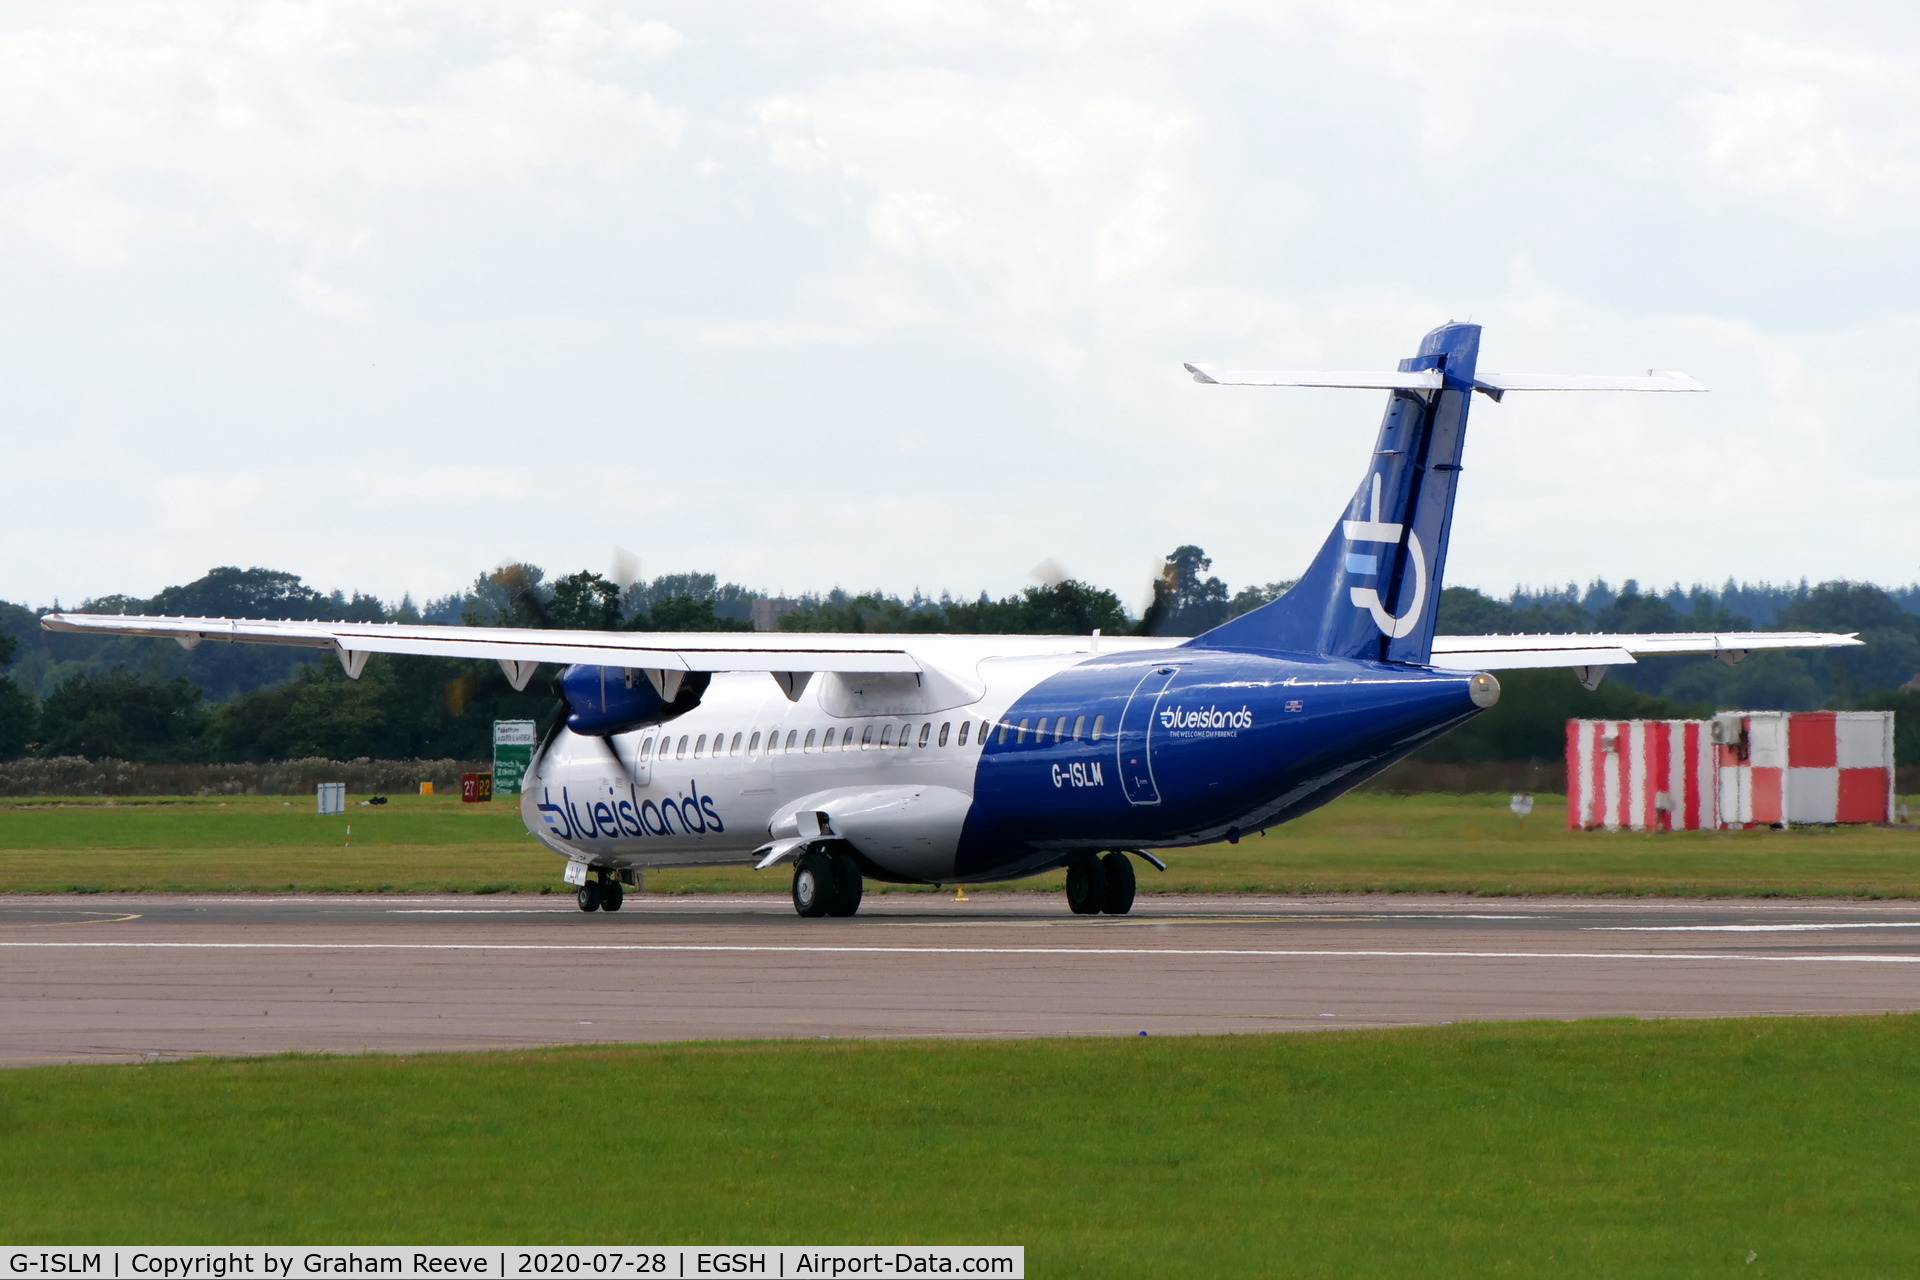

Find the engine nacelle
[[559, 665, 708, 737]]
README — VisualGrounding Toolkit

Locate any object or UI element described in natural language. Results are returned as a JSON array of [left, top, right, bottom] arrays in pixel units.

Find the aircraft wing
[[1429, 630, 1861, 673], [39, 613, 929, 690]]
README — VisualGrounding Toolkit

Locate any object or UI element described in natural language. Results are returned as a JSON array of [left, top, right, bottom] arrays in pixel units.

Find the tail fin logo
[[1342, 474, 1428, 640]]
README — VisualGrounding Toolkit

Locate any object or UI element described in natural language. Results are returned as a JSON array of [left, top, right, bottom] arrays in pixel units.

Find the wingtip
[[1650, 370, 1710, 392], [1183, 362, 1219, 384]]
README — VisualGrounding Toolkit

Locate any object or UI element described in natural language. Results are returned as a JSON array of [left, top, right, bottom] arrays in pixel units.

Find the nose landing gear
[[573, 868, 631, 913]]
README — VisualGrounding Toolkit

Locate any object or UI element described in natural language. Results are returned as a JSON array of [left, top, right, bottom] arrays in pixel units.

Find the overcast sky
[[3, 0, 1916, 611]]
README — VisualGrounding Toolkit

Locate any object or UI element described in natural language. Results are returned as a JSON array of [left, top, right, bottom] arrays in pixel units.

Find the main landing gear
[[575, 869, 628, 913], [791, 846, 864, 919], [1065, 852, 1135, 916]]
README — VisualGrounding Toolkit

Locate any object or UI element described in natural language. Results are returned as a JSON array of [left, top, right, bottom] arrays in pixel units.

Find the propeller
[[1135, 557, 1180, 637], [1028, 557, 1070, 590]]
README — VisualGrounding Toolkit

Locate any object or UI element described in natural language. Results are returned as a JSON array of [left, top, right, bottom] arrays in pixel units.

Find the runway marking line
[[1588, 922, 1920, 933], [2, 941, 1919, 964], [10, 911, 144, 926]]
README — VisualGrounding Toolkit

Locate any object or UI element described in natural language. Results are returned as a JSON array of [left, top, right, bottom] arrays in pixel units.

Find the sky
[[3, 0, 1916, 612]]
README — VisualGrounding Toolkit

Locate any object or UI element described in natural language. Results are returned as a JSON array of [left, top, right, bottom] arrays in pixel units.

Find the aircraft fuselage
[[522, 640, 1490, 884]]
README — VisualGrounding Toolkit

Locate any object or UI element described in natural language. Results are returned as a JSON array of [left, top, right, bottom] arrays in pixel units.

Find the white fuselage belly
[[518, 641, 1120, 879]]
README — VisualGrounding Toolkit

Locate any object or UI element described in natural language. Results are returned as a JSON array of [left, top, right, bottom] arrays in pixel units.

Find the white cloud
[[1, 0, 1918, 608]]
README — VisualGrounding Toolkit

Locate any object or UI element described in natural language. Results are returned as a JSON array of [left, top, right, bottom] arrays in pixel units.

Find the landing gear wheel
[[826, 853, 863, 917], [600, 879, 625, 912], [576, 880, 602, 913], [792, 851, 837, 918], [1100, 852, 1136, 915], [1064, 855, 1108, 916]]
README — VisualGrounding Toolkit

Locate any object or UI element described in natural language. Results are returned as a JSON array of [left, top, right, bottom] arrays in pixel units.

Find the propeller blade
[[1028, 557, 1069, 589], [611, 546, 641, 593]]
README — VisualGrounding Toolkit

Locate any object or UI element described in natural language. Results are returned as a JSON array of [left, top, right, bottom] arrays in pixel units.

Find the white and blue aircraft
[[45, 323, 1858, 917]]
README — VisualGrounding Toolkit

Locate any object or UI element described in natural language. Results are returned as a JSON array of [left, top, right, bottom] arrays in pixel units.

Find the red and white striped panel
[[1566, 719, 1715, 831]]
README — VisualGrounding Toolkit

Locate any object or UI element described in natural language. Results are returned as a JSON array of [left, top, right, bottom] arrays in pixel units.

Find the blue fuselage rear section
[[958, 647, 1483, 879]]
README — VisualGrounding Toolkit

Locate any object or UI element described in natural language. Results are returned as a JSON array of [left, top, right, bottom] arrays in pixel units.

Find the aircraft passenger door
[[1116, 666, 1180, 806]]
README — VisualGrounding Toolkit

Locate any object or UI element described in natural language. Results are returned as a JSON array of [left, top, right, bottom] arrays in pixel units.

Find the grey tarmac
[[4, 892, 1920, 1067]]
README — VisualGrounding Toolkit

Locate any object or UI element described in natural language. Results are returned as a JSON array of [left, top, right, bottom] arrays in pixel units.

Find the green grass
[[6, 791, 1920, 898], [3, 1017, 1918, 1274]]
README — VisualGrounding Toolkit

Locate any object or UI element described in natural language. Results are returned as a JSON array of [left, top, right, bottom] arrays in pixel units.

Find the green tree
[[1434, 587, 1516, 635], [1416, 669, 1706, 764], [548, 572, 623, 630], [634, 596, 755, 632], [37, 669, 207, 762], [779, 592, 947, 634], [0, 630, 35, 761], [461, 564, 551, 628], [1142, 546, 1231, 635], [208, 656, 553, 762], [1227, 580, 1294, 619]]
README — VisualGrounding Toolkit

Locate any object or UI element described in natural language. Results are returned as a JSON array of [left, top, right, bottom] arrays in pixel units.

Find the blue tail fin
[[1189, 321, 1481, 665]]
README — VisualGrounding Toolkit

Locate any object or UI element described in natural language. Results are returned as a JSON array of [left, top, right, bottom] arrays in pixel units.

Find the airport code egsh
[[3, 1252, 1022, 1280]]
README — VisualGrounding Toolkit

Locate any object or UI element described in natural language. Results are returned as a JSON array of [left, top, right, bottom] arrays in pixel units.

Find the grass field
[[3, 791, 1918, 897], [2, 1016, 1917, 1274]]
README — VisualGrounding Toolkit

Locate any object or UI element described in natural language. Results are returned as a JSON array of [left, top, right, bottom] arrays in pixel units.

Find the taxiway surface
[[5, 892, 1920, 1065]]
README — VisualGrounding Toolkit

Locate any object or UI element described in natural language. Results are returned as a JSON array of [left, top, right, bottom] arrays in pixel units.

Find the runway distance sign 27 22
[[1, 1249, 1024, 1279]]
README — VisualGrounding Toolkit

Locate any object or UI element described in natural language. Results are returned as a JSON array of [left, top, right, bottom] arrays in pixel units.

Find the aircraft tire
[[826, 853, 863, 917], [576, 881, 602, 913], [1064, 855, 1108, 915], [1100, 852, 1136, 915], [792, 851, 837, 918], [601, 879, 625, 913]]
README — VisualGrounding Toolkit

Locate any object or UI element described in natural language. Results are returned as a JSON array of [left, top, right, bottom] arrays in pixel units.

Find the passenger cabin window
[[823, 727, 836, 749], [1016, 718, 1030, 743], [996, 722, 1009, 744], [880, 725, 894, 748], [1091, 714, 1106, 741], [731, 732, 743, 755], [785, 730, 798, 752], [956, 722, 969, 746], [1072, 715, 1085, 741], [695, 734, 707, 757], [748, 731, 761, 754], [640, 737, 655, 759], [843, 729, 856, 752], [1055, 716, 1068, 741], [676, 735, 689, 759], [919, 723, 931, 748], [861, 725, 875, 749], [937, 722, 950, 747], [803, 729, 816, 752]]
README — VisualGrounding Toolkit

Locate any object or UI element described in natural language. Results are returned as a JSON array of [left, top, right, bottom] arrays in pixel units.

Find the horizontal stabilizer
[[1474, 371, 1707, 393], [1184, 363, 1442, 390], [1185, 363, 1707, 398]]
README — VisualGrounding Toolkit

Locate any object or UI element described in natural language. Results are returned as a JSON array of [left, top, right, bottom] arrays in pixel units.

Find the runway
[[5, 892, 1920, 1066]]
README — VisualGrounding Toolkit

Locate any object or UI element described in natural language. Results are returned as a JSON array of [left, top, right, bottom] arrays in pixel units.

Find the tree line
[[0, 557, 1915, 767]]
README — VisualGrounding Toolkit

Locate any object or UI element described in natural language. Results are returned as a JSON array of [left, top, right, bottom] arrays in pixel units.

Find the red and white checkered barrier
[[1566, 719, 1716, 831], [1716, 710, 1896, 828], [1568, 710, 1896, 830]]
